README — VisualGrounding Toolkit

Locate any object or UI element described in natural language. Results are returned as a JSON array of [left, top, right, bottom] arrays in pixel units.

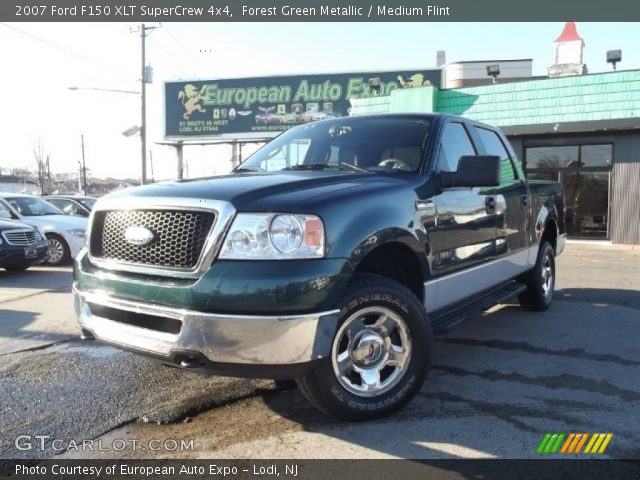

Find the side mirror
[[0, 208, 12, 219], [438, 155, 501, 188]]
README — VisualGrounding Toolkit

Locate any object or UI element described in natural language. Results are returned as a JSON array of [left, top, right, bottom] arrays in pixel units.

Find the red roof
[[555, 22, 582, 42]]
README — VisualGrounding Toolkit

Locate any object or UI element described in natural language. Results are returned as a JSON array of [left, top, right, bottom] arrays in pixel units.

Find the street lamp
[[607, 50, 622, 71], [68, 86, 140, 95], [486, 64, 500, 83]]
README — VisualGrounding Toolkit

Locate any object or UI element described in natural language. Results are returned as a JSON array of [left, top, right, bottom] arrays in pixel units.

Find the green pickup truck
[[74, 113, 566, 420]]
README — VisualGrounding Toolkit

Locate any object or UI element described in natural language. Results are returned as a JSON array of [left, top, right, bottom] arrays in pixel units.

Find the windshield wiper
[[339, 162, 367, 172], [233, 166, 263, 173], [282, 164, 334, 171]]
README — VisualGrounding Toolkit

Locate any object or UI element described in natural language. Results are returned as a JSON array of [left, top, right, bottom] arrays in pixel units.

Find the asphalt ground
[[1, 243, 639, 459]]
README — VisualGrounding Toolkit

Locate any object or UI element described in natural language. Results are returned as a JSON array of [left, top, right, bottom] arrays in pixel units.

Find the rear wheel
[[518, 241, 555, 311], [45, 234, 70, 266], [297, 274, 432, 421]]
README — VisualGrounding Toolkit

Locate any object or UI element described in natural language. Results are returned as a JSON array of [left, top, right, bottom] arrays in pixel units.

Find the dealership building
[[165, 23, 639, 244], [351, 23, 640, 244]]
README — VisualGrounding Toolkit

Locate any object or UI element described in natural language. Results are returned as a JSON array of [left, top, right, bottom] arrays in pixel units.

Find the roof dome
[[555, 22, 583, 43]]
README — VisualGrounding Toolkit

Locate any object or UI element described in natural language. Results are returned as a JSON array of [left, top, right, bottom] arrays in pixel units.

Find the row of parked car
[[0, 194, 95, 271]]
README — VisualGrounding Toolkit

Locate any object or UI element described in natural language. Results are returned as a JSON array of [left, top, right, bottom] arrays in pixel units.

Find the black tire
[[296, 274, 433, 421], [274, 379, 298, 391], [3, 264, 30, 272], [45, 233, 71, 266], [518, 241, 555, 311]]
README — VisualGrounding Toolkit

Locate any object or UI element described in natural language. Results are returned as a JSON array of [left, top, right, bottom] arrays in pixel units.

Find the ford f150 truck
[[73, 114, 566, 420]]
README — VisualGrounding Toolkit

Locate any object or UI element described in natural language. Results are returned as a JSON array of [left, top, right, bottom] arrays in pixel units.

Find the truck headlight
[[219, 213, 324, 260]]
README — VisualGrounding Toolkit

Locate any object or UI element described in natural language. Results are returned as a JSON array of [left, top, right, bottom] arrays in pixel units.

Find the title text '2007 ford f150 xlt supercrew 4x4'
[[74, 114, 566, 420]]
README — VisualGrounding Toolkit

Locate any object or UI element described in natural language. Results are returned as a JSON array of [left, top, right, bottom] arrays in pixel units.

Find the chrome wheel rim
[[541, 253, 554, 298], [331, 306, 412, 397], [47, 239, 64, 264]]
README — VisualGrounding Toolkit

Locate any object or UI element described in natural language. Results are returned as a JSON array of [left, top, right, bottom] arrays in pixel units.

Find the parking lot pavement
[[1, 244, 640, 459], [0, 269, 273, 460], [0, 266, 78, 355]]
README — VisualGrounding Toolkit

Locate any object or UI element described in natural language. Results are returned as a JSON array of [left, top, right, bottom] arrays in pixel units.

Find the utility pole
[[176, 142, 184, 180], [81, 134, 87, 195], [133, 23, 157, 185], [149, 149, 154, 182], [140, 23, 147, 185]]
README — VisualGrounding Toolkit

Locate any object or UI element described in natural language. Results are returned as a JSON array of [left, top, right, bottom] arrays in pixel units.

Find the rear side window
[[437, 123, 476, 172], [474, 127, 517, 183]]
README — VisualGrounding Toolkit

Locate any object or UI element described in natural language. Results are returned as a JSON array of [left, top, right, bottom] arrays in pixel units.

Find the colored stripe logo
[[537, 433, 613, 454]]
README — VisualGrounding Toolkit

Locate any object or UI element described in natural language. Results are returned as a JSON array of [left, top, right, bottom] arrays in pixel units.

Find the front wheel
[[297, 274, 432, 421], [3, 264, 30, 272], [518, 241, 555, 311], [45, 234, 71, 266]]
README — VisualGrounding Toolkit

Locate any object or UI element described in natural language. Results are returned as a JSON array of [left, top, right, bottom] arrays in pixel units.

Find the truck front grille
[[2, 230, 38, 246], [90, 209, 216, 270]]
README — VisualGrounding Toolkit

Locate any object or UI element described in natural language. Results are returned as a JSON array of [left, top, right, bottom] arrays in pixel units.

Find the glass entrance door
[[563, 171, 609, 238], [525, 144, 612, 239]]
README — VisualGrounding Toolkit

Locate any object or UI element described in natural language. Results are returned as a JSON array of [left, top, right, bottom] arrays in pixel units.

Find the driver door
[[426, 121, 498, 311]]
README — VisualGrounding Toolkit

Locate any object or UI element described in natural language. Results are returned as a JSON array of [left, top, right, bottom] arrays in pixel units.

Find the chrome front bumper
[[73, 285, 340, 371]]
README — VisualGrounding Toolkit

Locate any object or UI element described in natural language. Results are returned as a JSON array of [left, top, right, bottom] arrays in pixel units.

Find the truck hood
[[103, 172, 419, 212]]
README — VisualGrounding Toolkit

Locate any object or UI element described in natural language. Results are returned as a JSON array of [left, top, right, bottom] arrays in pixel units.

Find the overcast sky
[[0, 22, 638, 181]]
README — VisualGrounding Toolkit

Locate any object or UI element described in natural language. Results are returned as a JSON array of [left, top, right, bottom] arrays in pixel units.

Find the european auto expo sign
[[164, 69, 440, 138]]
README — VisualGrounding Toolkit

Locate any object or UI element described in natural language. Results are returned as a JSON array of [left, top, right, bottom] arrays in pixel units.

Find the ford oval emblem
[[124, 226, 154, 246]]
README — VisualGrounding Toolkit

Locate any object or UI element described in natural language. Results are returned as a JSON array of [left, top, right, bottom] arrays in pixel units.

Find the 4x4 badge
[[124, 226, 154, 246]]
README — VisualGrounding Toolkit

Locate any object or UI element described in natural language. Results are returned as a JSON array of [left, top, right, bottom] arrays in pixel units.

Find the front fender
[[325, 203, 428, 280]]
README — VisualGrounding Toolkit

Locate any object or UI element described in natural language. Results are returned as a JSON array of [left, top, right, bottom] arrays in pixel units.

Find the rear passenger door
[[472, 126, 530, 261]]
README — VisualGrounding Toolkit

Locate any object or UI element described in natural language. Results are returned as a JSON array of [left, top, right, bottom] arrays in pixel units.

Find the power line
[[147, 36, 200, 78], [0, 23, 136, 82], [162, 25, 211, 78]]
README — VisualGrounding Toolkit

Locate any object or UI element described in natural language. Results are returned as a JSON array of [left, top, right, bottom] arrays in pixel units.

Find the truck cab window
[[474, 126, 518, 183], [437, 123, 476, 172]]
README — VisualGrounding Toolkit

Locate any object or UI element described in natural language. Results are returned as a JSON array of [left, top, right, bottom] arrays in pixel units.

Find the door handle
[[415, 200, 435, 212], [485, 196, 496, 214]]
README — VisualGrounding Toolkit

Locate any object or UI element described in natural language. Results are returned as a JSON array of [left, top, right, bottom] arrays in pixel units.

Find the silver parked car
[[44, 196, 96, 218], [0, 194, 87, 266]]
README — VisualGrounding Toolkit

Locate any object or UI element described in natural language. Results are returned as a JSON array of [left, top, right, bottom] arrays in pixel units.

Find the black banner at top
[[3, 0, 640, 21]]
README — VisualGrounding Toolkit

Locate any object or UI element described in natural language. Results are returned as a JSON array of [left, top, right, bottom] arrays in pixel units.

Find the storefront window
[[581, 145, 612, 167], [526, 145, 612, 169], [526, 146, 578, 169]]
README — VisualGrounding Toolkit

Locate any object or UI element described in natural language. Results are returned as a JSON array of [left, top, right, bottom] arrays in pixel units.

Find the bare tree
[[33, 138, 51, 195]]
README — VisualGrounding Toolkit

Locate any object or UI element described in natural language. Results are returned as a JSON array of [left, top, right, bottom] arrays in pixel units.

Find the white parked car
[[0, 193, 87, 266]]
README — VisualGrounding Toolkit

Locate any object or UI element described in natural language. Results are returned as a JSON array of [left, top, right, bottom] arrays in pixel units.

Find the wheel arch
[[541, 216, 559, 252], [348, 236, 429, 303]]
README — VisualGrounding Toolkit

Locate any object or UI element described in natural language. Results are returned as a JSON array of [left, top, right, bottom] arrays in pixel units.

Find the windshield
[[237, 117, 431, 174], [6, 197, 63, 216], [78, 198, 96, 209]]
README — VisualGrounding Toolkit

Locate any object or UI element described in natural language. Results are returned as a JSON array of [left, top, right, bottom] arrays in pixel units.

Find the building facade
[[351, 69, 640, 244]]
